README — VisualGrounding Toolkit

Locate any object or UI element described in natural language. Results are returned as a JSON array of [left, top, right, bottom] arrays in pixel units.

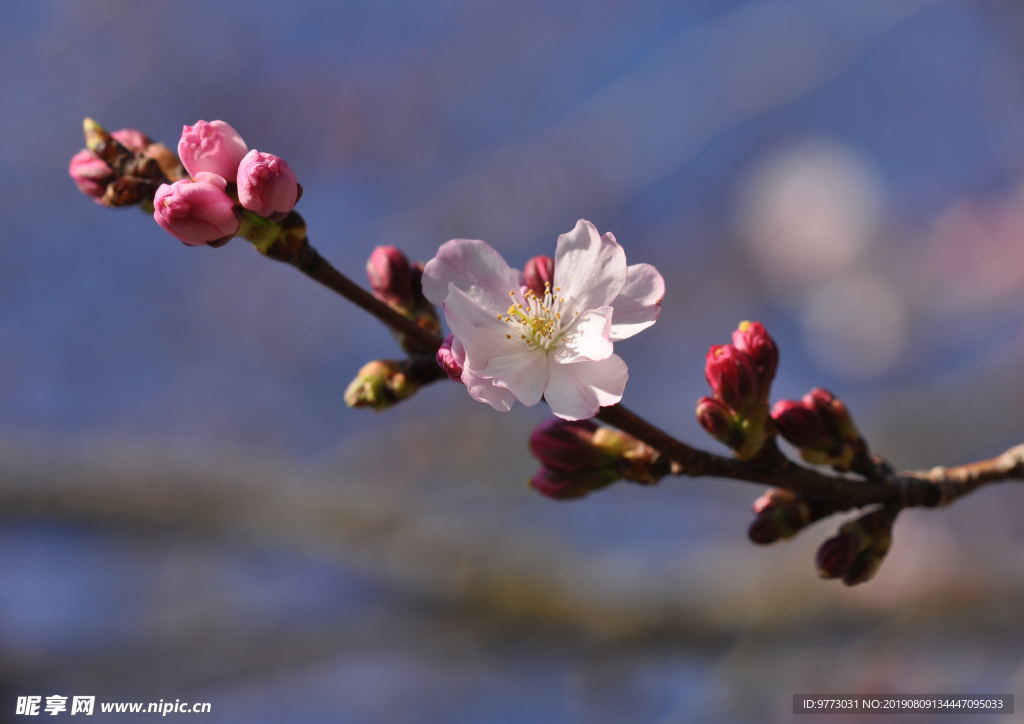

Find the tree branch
[[263, 230, 443, 354], [254, 222, 1024, 515]]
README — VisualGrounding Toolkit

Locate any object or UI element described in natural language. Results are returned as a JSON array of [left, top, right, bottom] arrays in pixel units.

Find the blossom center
[[498, 283, 578, 351]]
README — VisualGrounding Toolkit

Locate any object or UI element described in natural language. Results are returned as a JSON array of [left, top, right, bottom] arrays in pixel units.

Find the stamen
[[499, 288, 577, 351]]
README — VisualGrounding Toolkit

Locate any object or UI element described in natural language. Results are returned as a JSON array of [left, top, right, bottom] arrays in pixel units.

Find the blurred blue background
[[3, 0, 1024, 721]]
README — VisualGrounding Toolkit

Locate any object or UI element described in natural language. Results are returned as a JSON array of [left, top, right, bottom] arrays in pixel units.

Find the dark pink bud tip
[[367, 246, 415, 308], [523, 255, 555, 297], [732, 321, 778, 399], [704, 344, 759, 414]]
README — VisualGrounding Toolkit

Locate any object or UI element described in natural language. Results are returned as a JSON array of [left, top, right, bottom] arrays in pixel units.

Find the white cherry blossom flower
[[422, 220, 664, 420]]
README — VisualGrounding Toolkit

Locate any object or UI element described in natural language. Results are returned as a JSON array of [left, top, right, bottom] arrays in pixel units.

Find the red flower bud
[[523, 255, 555, 297], [732, 321, 778, 400], [696, 396, 737, 446], [704, 344, 759, 413], [806, 388, 860, 442], [772, 389, 866, 470], [366, 246, 415, 309], [771, 399, 838, 452]]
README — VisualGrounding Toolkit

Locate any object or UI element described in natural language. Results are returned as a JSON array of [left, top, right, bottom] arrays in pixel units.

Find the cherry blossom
[[422, 219, 664, 420]]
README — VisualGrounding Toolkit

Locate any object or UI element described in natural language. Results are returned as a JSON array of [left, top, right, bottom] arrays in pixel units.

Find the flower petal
[[422, 239, 521, 313], [448, 334, 517, 411], [442, 284, 522, 370], [481, 347, 549, 407], [462, 369, 518, 411], [552, 220, 627, 313], [543, 354, 628, 420], [609, 263, 665, 341], [555, 306, 613, 363]]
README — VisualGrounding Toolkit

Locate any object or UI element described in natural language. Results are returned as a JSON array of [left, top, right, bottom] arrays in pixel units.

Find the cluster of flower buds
[[696, 321, 778, 460], [70, 118, 304, 252], [746, 488, 835, 544], [155, 120, 301, 247], [69, 119, 184, 208], [771, 388, 867, 471], [366, 246, 441, 352], [528, 419, 668, 500], [816, 508, 895, 586]]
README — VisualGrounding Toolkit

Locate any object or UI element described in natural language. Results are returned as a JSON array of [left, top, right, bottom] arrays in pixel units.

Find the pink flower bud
[[153, 179, 240, 247], [704, 344, 759, 413], [367, 246, 415, 308], [111, 128, 152, 153], [523, 255, 555, 297], [732, 321, 778, 399], [236, 150, 299, 218], [177, 120, 248, 180], [696, 396, 736, 446], [437, 334, 464, 382], [69, 149, 113, 198]]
